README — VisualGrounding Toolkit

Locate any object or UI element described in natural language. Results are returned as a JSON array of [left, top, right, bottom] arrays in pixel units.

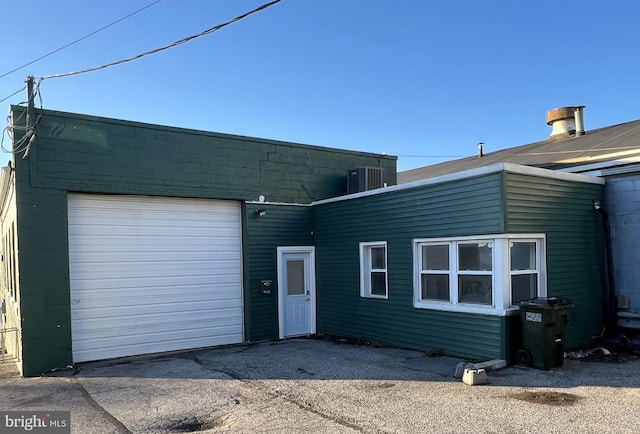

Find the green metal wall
[[314, 173, 507, 360], [503, 172, 605, 349], [243, 203, 313, 342], [11, 106, 394, 376]]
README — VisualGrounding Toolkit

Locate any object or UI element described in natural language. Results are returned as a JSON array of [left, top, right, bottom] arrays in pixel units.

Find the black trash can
[[516, 297, 573, 370]]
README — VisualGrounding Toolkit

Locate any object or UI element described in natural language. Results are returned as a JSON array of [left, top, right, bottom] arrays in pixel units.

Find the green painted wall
[[21, 106, 396, 203], [243, 204, 313, 341], [504, 172, 605, 349], [11, 106, 395, 376], [314, 173, 507, 360]]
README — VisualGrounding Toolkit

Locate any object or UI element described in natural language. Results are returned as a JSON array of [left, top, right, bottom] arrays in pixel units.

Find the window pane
[[511, 274, 537, 303], [371, 246, 386, 270], [371, 272, 387, 296], [286, 260, 305, 295], [458, 243, 492, 271], [511, 242, 536, 271], [458, 275, 492, 305], [422, 245, 449, 270], [421, 274, 449, 301]]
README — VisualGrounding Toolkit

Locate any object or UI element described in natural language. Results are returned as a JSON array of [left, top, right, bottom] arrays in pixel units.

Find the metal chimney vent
[[347, 167, 384, 194]]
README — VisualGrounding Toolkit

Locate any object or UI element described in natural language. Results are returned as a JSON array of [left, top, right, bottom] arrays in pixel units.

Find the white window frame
[[413, 234, 546, 315], [359, 241, 389, 299]]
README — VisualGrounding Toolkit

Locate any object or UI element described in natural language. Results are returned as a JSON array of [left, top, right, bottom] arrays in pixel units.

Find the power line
[[397, 154, 466, 158], [0, 86, 26, 104], [0, 0, 164, 80], [41, 0, 282, 81]]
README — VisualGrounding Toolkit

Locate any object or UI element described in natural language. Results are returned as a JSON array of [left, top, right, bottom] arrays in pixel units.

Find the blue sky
[[1, 0, 639, 171]]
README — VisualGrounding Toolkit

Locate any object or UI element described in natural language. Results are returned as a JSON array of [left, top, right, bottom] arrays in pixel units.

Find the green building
[[1, 105, 604, 376]]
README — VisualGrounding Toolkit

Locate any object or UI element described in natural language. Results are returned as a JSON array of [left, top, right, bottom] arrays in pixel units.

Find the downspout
[[596, 204, 616, 330]]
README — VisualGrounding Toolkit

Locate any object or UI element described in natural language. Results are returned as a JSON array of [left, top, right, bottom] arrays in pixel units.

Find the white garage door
[[68, 194, 243, 363]]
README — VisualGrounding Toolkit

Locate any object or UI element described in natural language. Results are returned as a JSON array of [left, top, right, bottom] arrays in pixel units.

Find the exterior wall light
[[256, 209, 267, 217]]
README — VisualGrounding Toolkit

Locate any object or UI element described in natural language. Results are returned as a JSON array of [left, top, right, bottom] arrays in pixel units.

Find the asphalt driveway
[[1, 338, 639, 433]]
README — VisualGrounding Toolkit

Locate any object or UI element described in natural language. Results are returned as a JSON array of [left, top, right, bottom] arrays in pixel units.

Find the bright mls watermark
[[0, 411, 70, 433]]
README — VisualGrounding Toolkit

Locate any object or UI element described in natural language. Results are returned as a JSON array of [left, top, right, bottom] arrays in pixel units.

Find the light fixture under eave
[[256, 209, 267, 217]]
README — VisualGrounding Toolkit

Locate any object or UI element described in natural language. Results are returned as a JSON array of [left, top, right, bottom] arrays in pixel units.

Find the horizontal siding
[[314, 173, 506, 360], [244, 204, 313, 342], [505, 173, 605, 349]]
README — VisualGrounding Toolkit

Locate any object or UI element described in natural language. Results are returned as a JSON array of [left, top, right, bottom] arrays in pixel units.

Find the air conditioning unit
[[347, 167, 384, 194]]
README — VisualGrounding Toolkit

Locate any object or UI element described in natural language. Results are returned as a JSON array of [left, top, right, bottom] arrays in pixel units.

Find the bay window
[[414, 234, 546, 314]]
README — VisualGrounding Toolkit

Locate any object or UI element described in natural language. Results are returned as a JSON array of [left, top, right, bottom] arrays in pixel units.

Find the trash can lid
[[519, 297, 573, 307]]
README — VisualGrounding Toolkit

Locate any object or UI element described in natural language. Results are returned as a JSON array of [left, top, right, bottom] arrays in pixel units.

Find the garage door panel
[[72, 326, 245, 352], [72, 307, 243, 333], [69, 251, 241, 263], [72, 296, 243, 316], [68, 235, 239, 249], [72, 328, 242, 363], [71, 277, 242, 293], [69, 262, 244, 280], [69, 194, 243, 363]]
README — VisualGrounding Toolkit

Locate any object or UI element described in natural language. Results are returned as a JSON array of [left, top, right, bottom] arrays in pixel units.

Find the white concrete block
[[462, 368, 488, 386], [454, 362, 474, 379]]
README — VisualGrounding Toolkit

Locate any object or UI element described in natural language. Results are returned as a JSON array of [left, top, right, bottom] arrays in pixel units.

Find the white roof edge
[[500, 163, 604, 184], [313, 162, 603, 206], [558, 158, 640, 176]]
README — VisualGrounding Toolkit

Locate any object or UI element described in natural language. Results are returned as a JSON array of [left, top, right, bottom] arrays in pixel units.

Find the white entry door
[[278, 247, 316, 338]]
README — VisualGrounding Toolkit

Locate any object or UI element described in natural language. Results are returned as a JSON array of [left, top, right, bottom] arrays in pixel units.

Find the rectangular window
[[458, 242, 493, 305], [360, 241, 388, 299], [414, 235, 546, 314], [419, 244, 450, 301], [510, 241, 539, 304]]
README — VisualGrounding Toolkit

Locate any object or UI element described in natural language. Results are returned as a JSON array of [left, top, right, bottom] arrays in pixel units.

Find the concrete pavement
[[1, 338, 639, 433]]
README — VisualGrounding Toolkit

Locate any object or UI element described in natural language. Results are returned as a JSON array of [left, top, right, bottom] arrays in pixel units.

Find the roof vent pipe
[[574, 106, 586, 135]]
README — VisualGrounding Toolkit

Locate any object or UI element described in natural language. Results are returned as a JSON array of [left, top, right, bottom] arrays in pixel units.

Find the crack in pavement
[[214, 366, 366, 433], [72, 378, 132, 434]]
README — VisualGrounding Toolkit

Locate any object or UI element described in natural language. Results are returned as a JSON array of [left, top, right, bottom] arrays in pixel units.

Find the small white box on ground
[[462, 368, 488, 386]]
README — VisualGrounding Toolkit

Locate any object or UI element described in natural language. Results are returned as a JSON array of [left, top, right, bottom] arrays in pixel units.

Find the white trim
[[413, 234, 547, 316], [558, 157, 640, 174], [561, 161, 640, 177], [314, 163, 603, 206], [277, 246, 316, 339], [359, 241, 389, 299], [245, 200, 312, 207]]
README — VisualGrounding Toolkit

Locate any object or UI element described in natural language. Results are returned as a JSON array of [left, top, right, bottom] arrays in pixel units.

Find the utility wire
[[0, 0, 164, 80], [41, 0, 282, 81], [397, 154, 466, 158], [0, 86, 26, 104]]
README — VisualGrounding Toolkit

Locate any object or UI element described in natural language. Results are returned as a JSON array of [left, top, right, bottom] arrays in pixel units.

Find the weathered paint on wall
[[18, 106, 396, 204]]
